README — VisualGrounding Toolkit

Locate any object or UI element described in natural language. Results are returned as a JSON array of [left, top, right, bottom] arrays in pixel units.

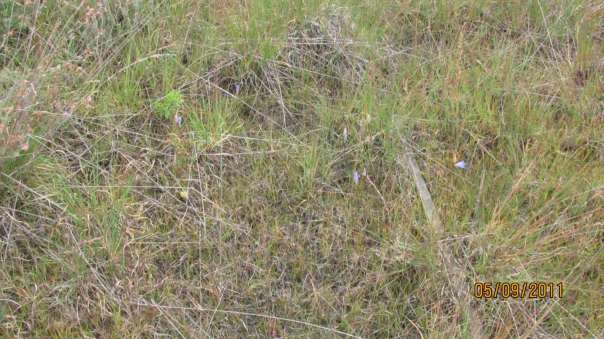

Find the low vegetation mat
[[1, 1, 603, 337]]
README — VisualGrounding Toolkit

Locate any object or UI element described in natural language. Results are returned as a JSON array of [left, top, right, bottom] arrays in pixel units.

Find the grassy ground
[[1, 0, 603, 337]]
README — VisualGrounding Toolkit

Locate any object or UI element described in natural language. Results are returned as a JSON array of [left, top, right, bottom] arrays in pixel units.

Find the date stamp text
[[473, 282, 563, 300]]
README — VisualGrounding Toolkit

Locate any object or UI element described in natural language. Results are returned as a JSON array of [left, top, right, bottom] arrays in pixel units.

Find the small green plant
[[152, 89, 183, 119]]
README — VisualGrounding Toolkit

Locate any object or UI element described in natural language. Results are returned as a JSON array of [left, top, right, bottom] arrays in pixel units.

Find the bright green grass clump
[[152, 89, 183, 120]]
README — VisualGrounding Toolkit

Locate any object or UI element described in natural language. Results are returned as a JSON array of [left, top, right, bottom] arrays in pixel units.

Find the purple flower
[[454, 160, 466, 169], [175, 114, 183, 126], [352, 170, 360, 184]]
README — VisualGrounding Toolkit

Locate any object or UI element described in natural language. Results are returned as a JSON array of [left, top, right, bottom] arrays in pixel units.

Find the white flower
[[454, 160, 466, 169]]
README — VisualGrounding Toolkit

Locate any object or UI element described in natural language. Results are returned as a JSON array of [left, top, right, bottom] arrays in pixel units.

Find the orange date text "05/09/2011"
[[473, 281, 564, 300]]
